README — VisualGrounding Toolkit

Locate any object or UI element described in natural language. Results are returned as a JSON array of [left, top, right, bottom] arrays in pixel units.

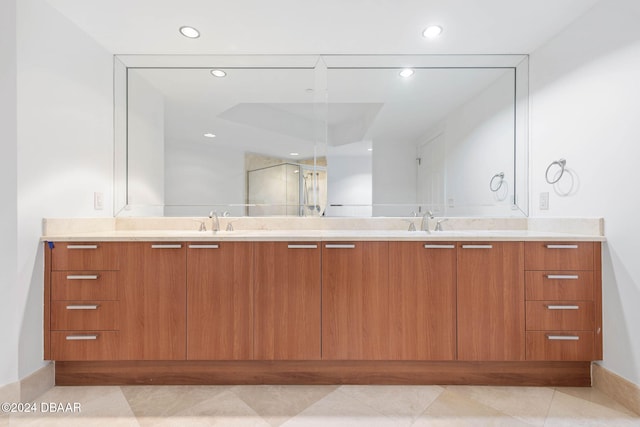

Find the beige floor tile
[[280, 389, 402, 427], [413, 389, 531, 427], [445, 385, 554, 426], [137, 389, 270, 427], [556, 387, 639, 417], [545, 390, 640, 427], [338, 385, 444, 421], [9, 386, 138, 427], [122, 385, 230, 418], [1, 414, 8, 427], [231, 385, 338, 427]]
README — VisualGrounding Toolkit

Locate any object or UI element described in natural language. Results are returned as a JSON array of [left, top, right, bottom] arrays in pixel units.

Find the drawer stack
[[48, 242, 121, 360], [524, 241, 601, 361]]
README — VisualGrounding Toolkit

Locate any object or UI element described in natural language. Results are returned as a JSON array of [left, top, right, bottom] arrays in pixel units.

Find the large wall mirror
[[114, 55, 529, 217]]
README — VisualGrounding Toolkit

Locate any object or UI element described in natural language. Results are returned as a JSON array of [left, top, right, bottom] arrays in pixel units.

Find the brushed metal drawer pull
[[288, 244, 318, 249], [325, 244, 356, 249], [546, 275, 579, 280], [188, 244, 219, 249], [424, 244, 455, 249], [65, 335, 98, 341], [547, 335, 580, 341], [546, 244, 579, 249], [66, 305, 99, 310], [66, 275, 99, 280], [546, 305, 580, 310], [151, 244, 182, 249], [66, 245, 98, 250], [461, 245, 493, 249]]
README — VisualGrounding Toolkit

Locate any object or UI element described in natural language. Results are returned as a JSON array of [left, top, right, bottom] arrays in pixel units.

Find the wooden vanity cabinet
[[322, 241, 390, 360], [388, 242, 457, 360], [253, 242, 321, 360], [119, 242, 187, 360], [524, 242, 601, 361], [457, 241, 525, 361], [186, 242, 253, 360]]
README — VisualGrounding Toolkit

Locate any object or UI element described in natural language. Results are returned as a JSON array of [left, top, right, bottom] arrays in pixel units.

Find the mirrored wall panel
[[116, 55, 528, 217]]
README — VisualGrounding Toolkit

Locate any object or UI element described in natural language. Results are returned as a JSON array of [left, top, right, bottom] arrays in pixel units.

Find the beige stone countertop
[[41, 229, 605, 242]]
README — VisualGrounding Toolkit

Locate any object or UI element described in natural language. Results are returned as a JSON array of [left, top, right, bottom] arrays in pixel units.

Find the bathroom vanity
[[42, 219, 604, 386]]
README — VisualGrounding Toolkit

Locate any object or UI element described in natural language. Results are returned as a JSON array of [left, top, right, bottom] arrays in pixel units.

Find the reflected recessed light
[[210, 69, 227, 78], [399, 68, 415, 78], [422, 25, 443, 39], [179, 26, 200, 38], [203, 133, 216, 138], [368, 148, 373, 152], [289, 152, 300, 156]]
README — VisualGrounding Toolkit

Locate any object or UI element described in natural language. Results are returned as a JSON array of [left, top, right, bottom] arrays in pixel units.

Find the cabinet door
[[457, 242, 525, 361], [322, 241, 389, 360], [187, 242, 253, 360], [120, 242, 186, 360], [254, 242, 321, 360], [388, 242, 456, 360]]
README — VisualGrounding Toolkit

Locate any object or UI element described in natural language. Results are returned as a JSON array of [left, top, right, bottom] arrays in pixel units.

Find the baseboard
[[0, 363, 55, 404], [592, 363, 640, 415]]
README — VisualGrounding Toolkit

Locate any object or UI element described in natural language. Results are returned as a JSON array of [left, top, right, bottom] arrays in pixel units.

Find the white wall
[[0, 0, 19, 386], [12, 0, 113, 383], [530, 0, 640, 385], [127, 70, 165, 215]]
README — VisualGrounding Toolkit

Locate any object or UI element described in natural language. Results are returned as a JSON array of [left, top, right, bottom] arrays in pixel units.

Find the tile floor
[[4, 384, 640, 426]]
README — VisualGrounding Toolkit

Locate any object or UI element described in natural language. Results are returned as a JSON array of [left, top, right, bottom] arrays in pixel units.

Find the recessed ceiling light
[[399, 68, 415, 78], [179, 26, 200, 39], [203, 133, 216, 138], [289, 152, 300, 156], [422, 25, 443, 39], [210, 69, 227, 78], [368, 148, 373, 152]]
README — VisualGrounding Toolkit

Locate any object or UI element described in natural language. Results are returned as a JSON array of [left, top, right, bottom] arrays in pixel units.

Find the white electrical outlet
[[94, 192, 104, 210], [448, 197, 455, 208], [539, 192, 549, 210]]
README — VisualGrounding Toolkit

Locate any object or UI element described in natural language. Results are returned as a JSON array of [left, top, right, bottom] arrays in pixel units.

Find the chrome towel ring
[[545, 159, 566, 184], [489, 172, 505, 192]]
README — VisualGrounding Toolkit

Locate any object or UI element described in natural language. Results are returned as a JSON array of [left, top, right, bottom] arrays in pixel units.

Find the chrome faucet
[[435, 218, 448, 232], [208, 211, 220, 232], [420, 211, 434, 232]]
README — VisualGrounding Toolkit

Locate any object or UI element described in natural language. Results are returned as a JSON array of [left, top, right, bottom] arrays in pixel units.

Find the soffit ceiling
[[45, 0, 600, 55]]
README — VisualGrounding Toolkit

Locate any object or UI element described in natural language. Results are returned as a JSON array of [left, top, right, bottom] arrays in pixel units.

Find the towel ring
[[545, 159, 566, 184], [489, 172, 505, 192]]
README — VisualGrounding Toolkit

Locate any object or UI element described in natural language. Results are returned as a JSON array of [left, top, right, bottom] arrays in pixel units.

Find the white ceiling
[[45, 0, 600, 55]]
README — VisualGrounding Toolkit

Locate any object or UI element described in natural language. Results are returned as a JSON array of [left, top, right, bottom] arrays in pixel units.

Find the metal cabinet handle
[[546, 244, 579, 249], [65, 335, 98, 341], [66, 305, 99, 310], [546, 305, 580, 310], [151, 244, 182, 249], [188, 244, 219, 249], [461, 245, 493, 249], [325, 244, 356, 249], [288, 244, 318, 249], [66, 275, 99, 280], [546, 275, 579, 280], [424, 244, 455, 249], [547, 335, 580, 341], [66, 245, 98, 250]]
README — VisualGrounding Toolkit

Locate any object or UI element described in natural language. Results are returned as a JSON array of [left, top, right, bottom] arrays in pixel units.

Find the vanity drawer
[[51, 242, 121, 271], [525, 271, 594, 301], [51, 301, 119, 331], [525, 301, 594, 331], [524, 242, 594, 271], [51, 271, 119, 301], [526, 331, 595, 361], [50, 331, 120, 361]]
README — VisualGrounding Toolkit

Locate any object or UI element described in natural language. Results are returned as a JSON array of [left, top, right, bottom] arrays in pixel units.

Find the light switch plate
[[94, 192, 104, 210], [539, 192, 549, 210]]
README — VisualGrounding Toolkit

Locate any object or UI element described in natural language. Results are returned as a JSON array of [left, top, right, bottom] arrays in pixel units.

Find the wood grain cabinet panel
[[187, 242, 253, 360], [525, 242, 594, 271], [51, 301, 119, 331], [388, 242, 456, 360], [525, 271, 594, 301], [526, 331, 595, 361], [525, 301, 594, 331], [51, 242, 121, 271], [457, 242, 525, 361], [50, 331, 120, 361], [51, 271, 119, 301], [254, 242, 321, 360], [322, 242, 389, 360], [119, 243, 187, 360]]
